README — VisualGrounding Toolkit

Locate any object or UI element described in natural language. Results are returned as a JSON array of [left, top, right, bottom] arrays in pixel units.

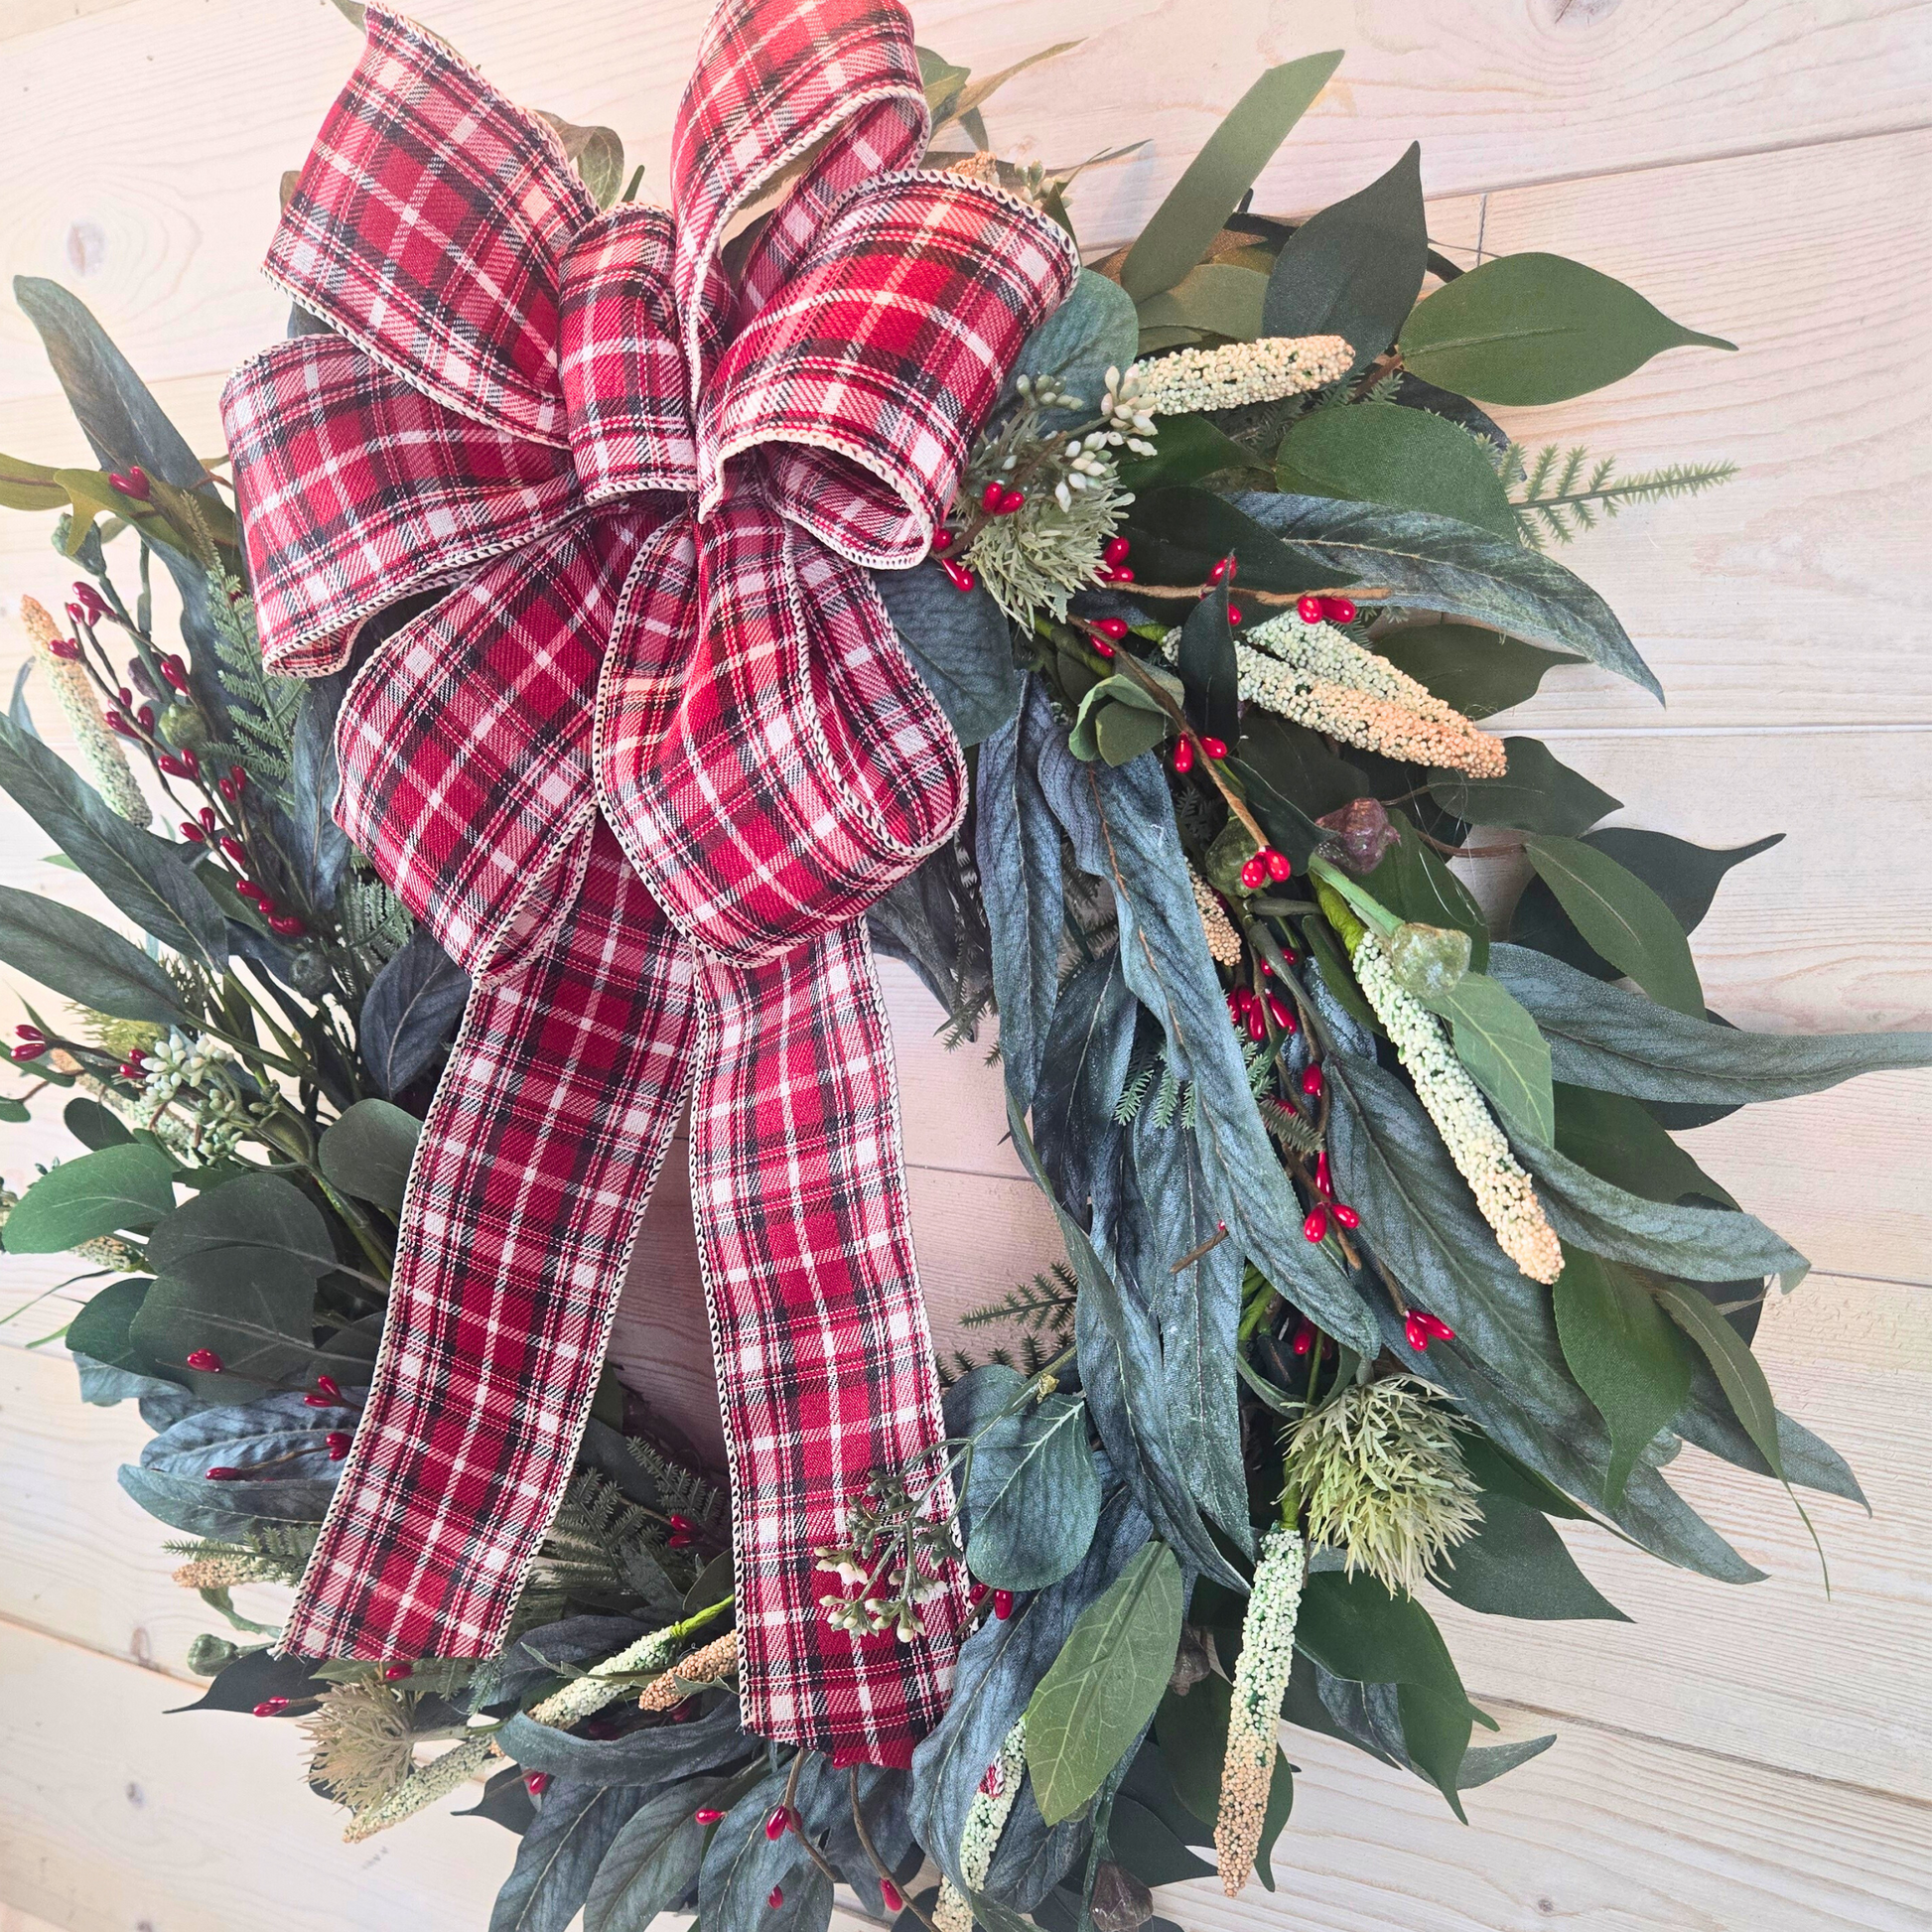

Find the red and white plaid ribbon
[[220, 0, 1074, 1763]]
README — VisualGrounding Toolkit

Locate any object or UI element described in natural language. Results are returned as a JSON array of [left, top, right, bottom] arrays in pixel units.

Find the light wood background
[[1, 2, 1929, 1927]]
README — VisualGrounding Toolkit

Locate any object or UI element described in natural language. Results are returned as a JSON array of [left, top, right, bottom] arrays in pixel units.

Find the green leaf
[[491, 1782, 648, 1932], [1373, 623, 1571, 720], [1231, 715, 1364, 858], [1363, 813, 1488, 971], [1655, 1282, 1782, 1477], [1024, 1540, 1184, 1823], [1552, 1248, 1693, 1508], [64, 1096, 133, 1150], [1524, 834, 1703, 1018], [534, 111, 624, 209], [1262, 143, 1427, 377], [1177, 584, 1239, 745], [1398, 253, 1735, 404], [1004, 270, 1141, 426], [0, 448, 68, 512], [317, 1098, 421, 1214], [965, 1391, 1103, 1591], [1456, 1433, 1589, 1520], [584, 1781, 718, 1932], [1153, 1678, 1295, 1886], [1434, 1491, 1628, 1620], [1492, 942, 1932, 1104], [1552, 1083, 1732, 1208], [1033, 948, 1136, 1213], [0, 881, 189, 1023], [64, 1275, 162, 1379], [1421, 969, 1553, 1143], [3, 1143, 176, 1251], [1584, 828, 1782, 935], [1116, 412, 1258, 494], [1094, 701, 1171, 766], [1121, 54, 1342, 299], [1276, 403, 1516, 540], [1429, 738, 1620, 836], [1137, 264, 1266, 343], [1228, 490, 1661, 699], [873, 561, 1025, 747]]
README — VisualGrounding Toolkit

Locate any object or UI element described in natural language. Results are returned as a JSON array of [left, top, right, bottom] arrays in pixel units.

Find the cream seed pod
[[1191, 867, 1242, 965], [636, 1626, 739, 1710], [1129, 335, 1353, 415], [1350, 933, 1565, 1283], [18, 594, 152, 825], [1213, 1526, 1306, 1894], [936, 1718, 1028, 1932]]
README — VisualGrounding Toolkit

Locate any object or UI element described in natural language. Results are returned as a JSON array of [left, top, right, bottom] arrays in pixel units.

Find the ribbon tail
[[688, 915, 970, 1764], [282, 822, 696, 1659]]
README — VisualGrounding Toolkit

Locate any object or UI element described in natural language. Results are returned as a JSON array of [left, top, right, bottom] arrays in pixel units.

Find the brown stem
[[1170, 1226, 1230, 1275], [1126, 582, 1393, 607], [850, 1768, 938, 1932], [1418, 831, 1524, 860], [782, 1753, 844, 1889]]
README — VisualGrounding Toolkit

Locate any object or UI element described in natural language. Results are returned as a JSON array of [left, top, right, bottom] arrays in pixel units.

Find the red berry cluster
[[1296, 593, 1357, 625], [1405, 1309, 1456, 1352], [1236, 845, 1293, 891]]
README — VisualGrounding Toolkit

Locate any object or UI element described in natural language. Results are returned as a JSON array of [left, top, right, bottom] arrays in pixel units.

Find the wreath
[[1, 12, 1925, 1932]]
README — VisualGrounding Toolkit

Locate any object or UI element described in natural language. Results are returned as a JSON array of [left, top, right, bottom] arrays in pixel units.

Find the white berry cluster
[[1214, 1527, 1305, 1895], [813, 1471, 961, 1642], [1350, 935, 1564, 1283], [1130, 335, 1354, 416]]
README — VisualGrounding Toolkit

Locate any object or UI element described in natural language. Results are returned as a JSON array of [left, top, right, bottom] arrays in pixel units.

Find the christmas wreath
[[2, 6, 1926, 1931]]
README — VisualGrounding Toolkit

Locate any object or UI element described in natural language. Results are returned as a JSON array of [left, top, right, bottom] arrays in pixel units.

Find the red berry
[[1303, 1205, 1330, 1243], [881, 1881, 904, 1914], [1172, 738, 1194, 774], [932, 527, 953, 552], [66, 602, 86, 626], [383, 1662, 412, 1681], [122, 467, 151, 500], [71, 583, 105, 621], [1296, 595, 1323, 624], [229, 764, 247, 788], [325, 1431, 351, 1460], [982, 480, 1007, 511], [218, 835, 247, 867], [186, 1348, 223, 1372], [1092, 617, 1129, 641], [765, 1807, 790, 1841], [11, 1040, 46, 1062], [526, 1772, 550, 1796], [267, 913, 308, 937], [1419, 1310, 1455, 1341], [46, 636, 81, 661], [1246, 1006, 1266, 1042], [1103, 535, 1131, 566], [156, 755, 188, 777], [668, 1530, 694, 1549], [1263, 847, 1292, 882], [252, 1698, 289, 1717], [1300, 1064, 1324, 1098], [1266, 993, 1294, 1030], [1238, 857, 1266, 891], [105, 710, 134, 738], [235, 879, 264, 901], [1333, 1202, 1361, 1230], [694, 1807, 725, 1825], [1090, 635, 1115, 659], [1098, 563, 1136, 583], [999, 487, 1026, 514], [1206, 554, 1236, 586], [315, 1374, 343, 1402], [205, 1466, 244, 1481], [993, 1588, 1015, 1619], [1225, 604, 1242, 625], [1290, 1321, 1314, 1357], [181, 747, 201, 776], [217, 778, 237, 801], [1200, 736, 1227, 759], [1320, 596, 1357, 625], [14, 1024, 41, 1040], [768, 1888, 785, 1911], [137, 706, 157, 733], [161, 656, 190, 693], [1405, 1311, 1432, 1352], [1315, 1151, 1332, 1194], [939, 559, 977, 594], [199, 806, 217, 832]]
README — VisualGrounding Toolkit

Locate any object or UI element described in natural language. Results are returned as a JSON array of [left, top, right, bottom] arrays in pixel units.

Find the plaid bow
[[220, 0, 1075, 1762]]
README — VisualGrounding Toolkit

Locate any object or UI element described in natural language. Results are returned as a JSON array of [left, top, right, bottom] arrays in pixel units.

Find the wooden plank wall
[[1, 2, 1928, 1926]]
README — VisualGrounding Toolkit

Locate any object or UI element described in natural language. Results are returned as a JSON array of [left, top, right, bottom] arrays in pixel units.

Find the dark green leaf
[[1107, 1796, 1216, 1886], [1138, 263, 1267, 343], [1434, 1491, 1627, 1620], [1655, 1282, 1782, 1477], [167, 1647, 329, 1716], [65, 1276, 160, 1379], [285, 678, 351, 912], [1231, 715, 1364, 858], [873, 562, 1024, 747], [1033, 948, 1136, 1214], [1093, 700, 1170, 766], [1456, 1433, 1588, 1519], [1458, 1732, 1557, 1789], [1552, 1248, 1693, 1507], [1230, 491, 1661, 699], [1372, 623, 1570, 720], [1421, 970, 1552, 1143], [1553, 1083, 1731, 1207], [317, 1098, 421, 1214], [1398, 253, 1734, 404], [1362, 813, 1488, 969], [358, 927, 469, 1099], [496, 1698, 756, 1789], [1177, 585, 1239, 744], [1153, 1678, 1295, 1886], [64, 1096, 132, 1149], [1004, 271, 1141, 427], [1277, 402, 1515, 540], [1116, 413, 1258, 494], [1524, 834, 1702, 1017], [1582, 828, 1782, 935], [1490, 944, 1932, 1102], [491, 1782, 647, 1932], [1395, 1684, 1475, 1818], [584, 1781, 718, 1932], [3, 1143, 176, 1250], [1025, 1541, 1184, 1824], [1121, 55, 1343, 299], [1429, 738, 1620, 836], [965, 1391, 1103, 1592], [1262, 143, 1427, 376]]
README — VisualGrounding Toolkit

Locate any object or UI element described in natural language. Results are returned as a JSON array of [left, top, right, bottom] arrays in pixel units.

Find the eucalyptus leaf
[[2, 1143, 176, 1251], [1490, 943, 1932, 1103], [1399, 253, 1734, 404], [1277, 403, 1515, 540], [1120, 55, 1342, 300], [1552, 1248, 1694, 1508], [1263, 142, 1427, 377], [873, 562, 1024, 747], [64, 1096, 132, 1149], [1004, 271, 1141, 426], [64, 1276, 161, 1382], [317, 1098, 421, 1214], [1024, 1541, 1184, 1824], [964, 1389, 1103, 1592], [1524, 834, 1702, 1017]]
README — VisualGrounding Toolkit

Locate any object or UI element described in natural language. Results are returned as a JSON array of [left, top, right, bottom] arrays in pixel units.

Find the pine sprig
[[201, 570, 305, 800], [624, 1434, 726, 1532], [541, 1467, 682, 1611], [1504, 441, 1736, 548], [959, 1261, 1078, 1334]]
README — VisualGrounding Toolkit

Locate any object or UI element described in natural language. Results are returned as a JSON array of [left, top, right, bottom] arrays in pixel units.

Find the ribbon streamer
[[221, 0, 1074, 1762]]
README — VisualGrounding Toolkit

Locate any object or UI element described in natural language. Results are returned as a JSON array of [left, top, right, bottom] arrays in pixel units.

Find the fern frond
[[960, 1262, 1077, 1334], [200, 571, 304, 802], [623, 1436, 726, 1532], [941, 981, 996, 1052], [1509, 444, 1737, 549], [540, 1467, 684, 1613], [1261, 1097, 1323, 1157]]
